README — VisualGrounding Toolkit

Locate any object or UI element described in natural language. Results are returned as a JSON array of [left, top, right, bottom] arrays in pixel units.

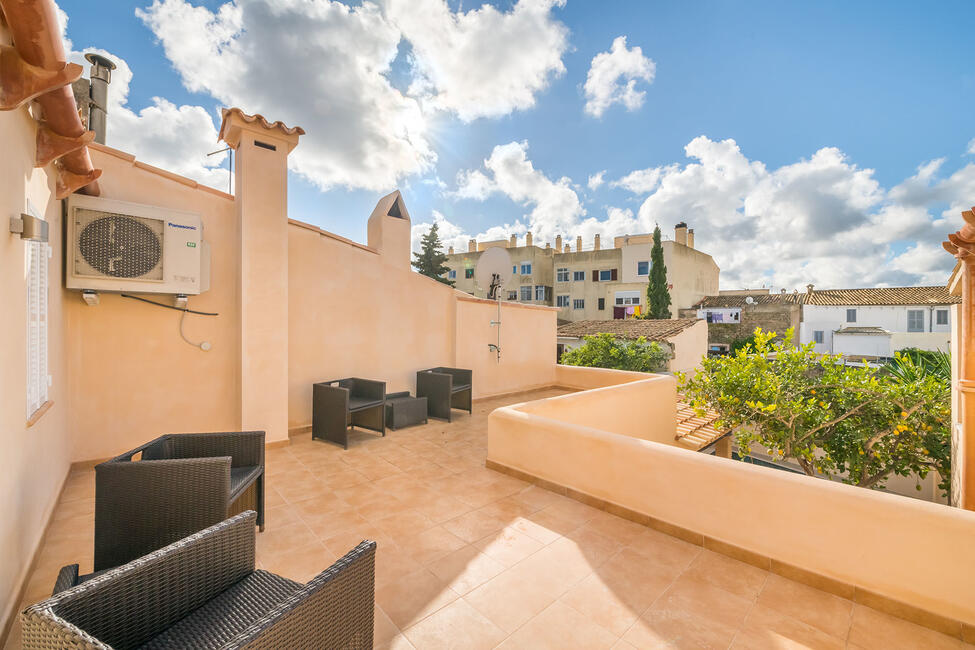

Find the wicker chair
[[93, 431, 265, 573], [416, 367, 473, 422], [313, 378, 386, 449], [25, 512, 376, 649]]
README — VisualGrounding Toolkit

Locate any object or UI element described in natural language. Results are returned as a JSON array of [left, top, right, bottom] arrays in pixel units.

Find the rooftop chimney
[[576, 235, 583, 251], [526, 231, 533, 247], [84, 53, 116, 145], [687, 229, 694, 249], [468, 239, 476, 253], [564, 244, 571, 253], [509, 233, 517, 248], [594, 234, 601, 251], [545, 242, 550, 249], [555, 234, 562, 251], [806, 283, 815, 297], [448, 246, 454, 255], [675, 222, 688, 246]]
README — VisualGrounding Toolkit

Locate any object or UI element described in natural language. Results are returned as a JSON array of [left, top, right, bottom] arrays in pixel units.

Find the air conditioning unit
[[65, 195, 210, 295]]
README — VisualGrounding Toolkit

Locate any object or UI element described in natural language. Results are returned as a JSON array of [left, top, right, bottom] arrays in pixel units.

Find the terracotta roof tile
[[675, 395, 728, 451], [557, 318, 701, 342], [218, 108, 305, 141], [694, 285, 958, 309]]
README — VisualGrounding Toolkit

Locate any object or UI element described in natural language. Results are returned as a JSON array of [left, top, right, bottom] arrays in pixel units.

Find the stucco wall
[[801, 304, 952, 354], [668, 319, 708, 373], [0, 99, 72, 636]]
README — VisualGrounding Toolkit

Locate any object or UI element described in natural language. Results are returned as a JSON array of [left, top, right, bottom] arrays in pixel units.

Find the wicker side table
[[384, 392, 428, 430]]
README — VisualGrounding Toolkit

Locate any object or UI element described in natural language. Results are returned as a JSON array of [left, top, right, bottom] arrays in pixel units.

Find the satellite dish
[[474, 247, 512, 301], [745, 296, 755, 305]]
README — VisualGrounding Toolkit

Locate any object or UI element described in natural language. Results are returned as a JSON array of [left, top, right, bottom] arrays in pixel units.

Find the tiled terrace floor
[[6, 388, 971, 649]]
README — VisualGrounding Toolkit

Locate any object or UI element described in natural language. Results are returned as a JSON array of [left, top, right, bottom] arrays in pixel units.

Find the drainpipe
[[84, 52, 115, 144]]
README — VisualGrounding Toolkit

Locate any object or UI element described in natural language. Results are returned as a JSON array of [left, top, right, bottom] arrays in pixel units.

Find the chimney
[[806, 283, 815, 297], [594, 234, 601, 251], [564, 244, 571, 253], [448, 246, 454, 255], [545, 242, 550, 249], [555, 234, 562, 251], [687, 229, 694, 249], [468, 239, 476, 252], [675, 222, 688, 246], [576, 235, 583, 251], [509, 233, 517, 248], [526, 231, 533, 247], [84, 53, 116, 145]]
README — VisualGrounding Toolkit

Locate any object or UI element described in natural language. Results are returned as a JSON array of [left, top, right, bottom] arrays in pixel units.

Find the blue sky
[[58, 0, 975, 289]]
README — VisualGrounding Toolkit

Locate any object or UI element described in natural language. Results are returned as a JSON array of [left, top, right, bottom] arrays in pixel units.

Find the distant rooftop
[[557, 318, 700, 342], [695, 285, 959, 308]]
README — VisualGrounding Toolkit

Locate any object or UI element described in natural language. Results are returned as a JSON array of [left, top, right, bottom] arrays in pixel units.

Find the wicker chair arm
[[167, 431, 265, 468], [22, 512, 258, 650], [230, 540, 377, 649]]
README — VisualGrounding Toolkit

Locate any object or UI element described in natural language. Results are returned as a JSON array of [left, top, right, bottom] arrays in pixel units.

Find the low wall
[[488, 365, 975, 626]]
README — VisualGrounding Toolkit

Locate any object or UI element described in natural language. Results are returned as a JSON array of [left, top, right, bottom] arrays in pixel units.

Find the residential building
[[680, 290, 803, 353], [444, 223, 719, 321], [556, 318, 707, 373], [799, 285, 958, 359]]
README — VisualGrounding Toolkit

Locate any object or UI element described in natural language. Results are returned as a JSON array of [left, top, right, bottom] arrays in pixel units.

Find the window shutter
[[592, 270, 599, 282], [611, 268, 618, 281], [26, 241, 49, 418]]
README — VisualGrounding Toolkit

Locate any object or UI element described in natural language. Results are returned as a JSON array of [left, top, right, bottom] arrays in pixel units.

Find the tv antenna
[[745, 296, 755, 305], [474, 247, 512, 363]]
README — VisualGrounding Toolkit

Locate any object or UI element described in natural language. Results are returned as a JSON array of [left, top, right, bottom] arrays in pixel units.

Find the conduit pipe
[[0, 0, 100, 198]]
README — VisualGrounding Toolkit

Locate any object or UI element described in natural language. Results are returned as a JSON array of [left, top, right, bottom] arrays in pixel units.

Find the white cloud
[[384, 0, 569, 122], [444, 135, 971, 290], [587, 170, 606, 190], [138, 0, 434, 191], [968, 137, 975, 155], [584, 36, 655, 118]]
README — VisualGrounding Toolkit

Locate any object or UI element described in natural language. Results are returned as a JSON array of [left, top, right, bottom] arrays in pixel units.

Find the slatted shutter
[[592, 270, 599, 282], [611, 268, 618, 281], [26, 240, 50, 418]]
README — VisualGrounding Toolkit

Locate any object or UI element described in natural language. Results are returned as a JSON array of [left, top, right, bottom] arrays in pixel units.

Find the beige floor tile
[[625, 528, 701, 572], [427, 544, 506, 595], [473, 526, 544, 567], [375, 633, 417, 649], [562, 526, 625, 567], [375, 543, 426, 588], [255, 519, 319, 557], [508, 513, 564, 544], [506, 484, 564, 512], [582, 511, 649, 545], [374, 604, 401, 644], [848, 605, 962, 650], [411, 496, 476, 524], [260, 540, 338, 583], [756, 575, 853, 640], [732, 604, 846, 650], [395, 526, 468, 566], [440, 508, 509, 543], [683, 549, 769, 601], [464, 567, 561, 634], [403, 598, 507, 650], [498, 600, 618, 649], [376, 508, 438, 539], [376, 568, 460, 630]]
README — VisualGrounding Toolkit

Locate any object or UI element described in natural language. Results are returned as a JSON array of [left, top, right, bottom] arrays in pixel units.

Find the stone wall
[[679, 303, 801, 347]]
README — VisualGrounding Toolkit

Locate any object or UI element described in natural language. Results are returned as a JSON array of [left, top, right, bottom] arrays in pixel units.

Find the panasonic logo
[[168, 222, 197, 230]]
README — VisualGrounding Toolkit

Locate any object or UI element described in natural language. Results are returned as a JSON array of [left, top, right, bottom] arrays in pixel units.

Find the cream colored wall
[[489, 367, 975, 625], [67, 147, 240, 461], [668, 320, 707, 373], [663, 241, 720, 315], [0, 100, 72, 636]]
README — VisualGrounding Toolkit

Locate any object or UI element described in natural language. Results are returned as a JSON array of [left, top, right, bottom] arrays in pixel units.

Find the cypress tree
[[646, 224, 671, 318], [412, 222, 455, 286]]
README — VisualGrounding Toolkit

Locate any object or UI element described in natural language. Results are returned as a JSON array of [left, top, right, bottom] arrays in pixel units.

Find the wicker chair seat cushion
[[137, 570, 300, 649], [347, 397, 384, 412], [229, 466, 261, 496]]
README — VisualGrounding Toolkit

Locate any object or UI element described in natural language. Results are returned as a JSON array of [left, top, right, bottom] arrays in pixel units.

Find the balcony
[[6, 378, 971, 649]]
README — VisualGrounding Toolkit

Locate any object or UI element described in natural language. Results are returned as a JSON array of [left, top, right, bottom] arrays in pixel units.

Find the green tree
[[646, 225, 671, 318], [679, 328, 951, 497], [412, 222, 454, 286], [560, 333, 670, 372]]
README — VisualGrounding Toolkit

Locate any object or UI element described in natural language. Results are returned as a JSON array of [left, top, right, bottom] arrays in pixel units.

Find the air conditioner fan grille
[[77, 214, 163, 279]]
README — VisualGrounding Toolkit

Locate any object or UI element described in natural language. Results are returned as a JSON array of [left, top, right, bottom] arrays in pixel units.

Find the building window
[[937, 309, 949, 325], [598, 298, 605, 310], [520, 286, 532, 301], [557, 295, 570, 307], [556, 267, 569, 282], [573, 299, 585, 310], [846, 309, 856, 323], [27, 239, 49, 419], [599, 269, 612, 281], [448, 269, 456, 279], [637, 261, 649, 276], [464, 268, 474, 279], [813, 330, 824, 344], [507, 291, 518, 301], [520, 263, 532, 275], [535, 285, 546, 301], [512, 265, 517, 275], [615, 296, 640, 306], [907, 309, 924, 332], [573, 270, 585, 281]]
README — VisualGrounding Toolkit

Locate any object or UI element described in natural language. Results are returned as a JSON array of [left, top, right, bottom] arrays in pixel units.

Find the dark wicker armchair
[[313, 378, 386, 449], [93, 431, 265, 573], [26, 512, 376, 649], [416, 367, 473, 422]]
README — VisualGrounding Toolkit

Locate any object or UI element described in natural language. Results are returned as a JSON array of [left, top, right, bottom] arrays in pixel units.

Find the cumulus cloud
[[384, 0, 569, 121], [587, 171, 606, 190], [968, 137, 975, 155], [138, 0, 434, 191], [584, 36, 655, 118], [440, 135, 971, 289]]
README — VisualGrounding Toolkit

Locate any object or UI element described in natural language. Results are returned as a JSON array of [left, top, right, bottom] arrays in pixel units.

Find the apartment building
[[444, 223, 720, 321]]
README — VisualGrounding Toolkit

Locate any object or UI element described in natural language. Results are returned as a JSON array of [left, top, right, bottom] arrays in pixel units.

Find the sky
[[55, 0, 975, 290]]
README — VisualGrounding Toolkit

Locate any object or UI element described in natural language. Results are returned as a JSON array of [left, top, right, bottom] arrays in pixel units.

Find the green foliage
[[646, 225, 671, 319], [679, 328, 951, 497], [887, 348, 950, 383], [729, 333, 758, 355], [560, 333, 670, 372], [412, 222, 454, 286]]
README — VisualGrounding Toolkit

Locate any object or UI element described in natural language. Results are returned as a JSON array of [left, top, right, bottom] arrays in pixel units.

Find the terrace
[[6, 386, 968, 650]]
